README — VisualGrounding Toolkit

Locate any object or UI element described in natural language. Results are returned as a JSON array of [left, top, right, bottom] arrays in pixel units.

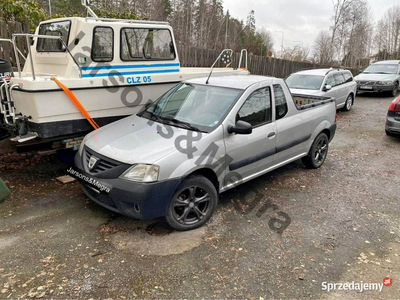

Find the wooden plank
[[0, 20, 11, 63], [56, 175, 76, 184]]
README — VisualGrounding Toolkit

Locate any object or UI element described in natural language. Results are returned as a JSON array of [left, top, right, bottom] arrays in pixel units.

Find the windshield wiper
[[163, 117, 203, 132], [141, 110, 165, 123]]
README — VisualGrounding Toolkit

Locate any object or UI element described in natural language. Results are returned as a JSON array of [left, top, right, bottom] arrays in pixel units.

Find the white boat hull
[[9, 68, 248, 138]]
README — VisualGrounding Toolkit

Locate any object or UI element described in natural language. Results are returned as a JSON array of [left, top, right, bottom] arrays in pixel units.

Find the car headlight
[[377, 81, 393, 85], [78, 134, 89, 156], [120, 164, 159, 182]]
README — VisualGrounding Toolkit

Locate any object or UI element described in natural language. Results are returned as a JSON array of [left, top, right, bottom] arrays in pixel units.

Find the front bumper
[[357, 84, 394, 93], [385, 111, 400, 135], [73, 151, 182, 220]]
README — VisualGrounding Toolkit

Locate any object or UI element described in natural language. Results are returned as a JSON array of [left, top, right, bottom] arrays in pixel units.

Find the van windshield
[[139, 83, 242, 133], [37, 20, 71, 52], [285, 74, 324, 90]]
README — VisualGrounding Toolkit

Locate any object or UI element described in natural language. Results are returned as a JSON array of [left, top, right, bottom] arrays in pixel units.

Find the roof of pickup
[[185, 75, 275, 90]]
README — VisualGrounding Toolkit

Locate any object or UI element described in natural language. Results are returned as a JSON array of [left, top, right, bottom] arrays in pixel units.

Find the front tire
[[165, 175, 218, 231], [390, 82, 399, 97], [343, 94, 353, 111], [302, 133, 329, 169]]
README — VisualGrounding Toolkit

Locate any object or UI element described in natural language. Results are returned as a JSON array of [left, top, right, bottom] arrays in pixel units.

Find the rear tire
[[302, 133, 329, 169], [165, 175, 218, 231], [343, 94, 353, 111]]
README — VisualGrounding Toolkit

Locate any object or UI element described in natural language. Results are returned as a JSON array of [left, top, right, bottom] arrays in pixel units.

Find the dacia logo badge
[[88, 156, 99, 170]]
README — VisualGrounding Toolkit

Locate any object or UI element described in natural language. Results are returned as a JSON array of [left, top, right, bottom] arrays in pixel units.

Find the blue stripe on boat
[[81, 69, 180, 78], [81, 62, 180, 71]]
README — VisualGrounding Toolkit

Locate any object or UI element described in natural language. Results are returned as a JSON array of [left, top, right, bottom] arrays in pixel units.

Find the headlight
[[377, 81, 393, 85], [78, 134, 89, 156], [120, 164, 159, 182]]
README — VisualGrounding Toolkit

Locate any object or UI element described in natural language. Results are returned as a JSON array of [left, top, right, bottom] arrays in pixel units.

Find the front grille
[[84, 147, 120, 174], [83, 184, 117, 209], [359, 81, 376, 85]]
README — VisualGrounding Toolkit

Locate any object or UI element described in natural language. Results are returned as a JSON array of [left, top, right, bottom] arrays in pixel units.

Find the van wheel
[[165, 175, 218, 231], [302, 133, 329, 169], [343, 94, 353, 111]]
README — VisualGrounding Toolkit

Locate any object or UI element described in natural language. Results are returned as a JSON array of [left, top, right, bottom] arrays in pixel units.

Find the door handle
[[268, 132, 276, 138]]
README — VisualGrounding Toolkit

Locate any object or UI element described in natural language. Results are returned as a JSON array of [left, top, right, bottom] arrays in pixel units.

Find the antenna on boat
[[81, 0, 98, 18], [206, 49, 233, 84]]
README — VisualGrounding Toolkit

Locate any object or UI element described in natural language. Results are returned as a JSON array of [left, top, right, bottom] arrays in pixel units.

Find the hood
[[289, 88, 323, 96], [354, 73, 398, 82], [85, 115, 189, 165]]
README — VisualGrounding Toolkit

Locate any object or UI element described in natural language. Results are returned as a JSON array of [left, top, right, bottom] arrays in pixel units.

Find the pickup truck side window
[[237, 87, 271, 127], [325, 75, 336, 87], [334, 73, 345, 86], [273, 84, 288, 120]]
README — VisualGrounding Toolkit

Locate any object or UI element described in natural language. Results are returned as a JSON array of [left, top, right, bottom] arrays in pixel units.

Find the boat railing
[[85, 17, 169, 25], [0, 38, 26, 78], [238, 49, 248, 70], [11, 34, 82, 80]]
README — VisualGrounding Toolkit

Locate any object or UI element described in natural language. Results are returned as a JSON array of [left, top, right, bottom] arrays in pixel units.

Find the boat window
[[92, 27, 114, 62], [121, 28, 175, 61], [37, 20, 71, 52]]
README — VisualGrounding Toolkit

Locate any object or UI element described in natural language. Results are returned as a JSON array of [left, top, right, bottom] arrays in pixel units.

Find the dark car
[[354, 60, 400, 97], [386, 95, 400, 136]]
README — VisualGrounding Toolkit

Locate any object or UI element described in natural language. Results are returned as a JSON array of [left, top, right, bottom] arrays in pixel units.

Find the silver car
[[286, 68, 357, 111], [354, 60, 400, 97], [70, 75, 336, 231]]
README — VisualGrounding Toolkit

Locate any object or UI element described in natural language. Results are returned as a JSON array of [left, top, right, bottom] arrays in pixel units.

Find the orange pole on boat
[[51, 77, 99, 130]]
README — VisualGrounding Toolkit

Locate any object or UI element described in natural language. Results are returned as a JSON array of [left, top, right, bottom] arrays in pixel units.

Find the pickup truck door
[[274, 83, 313, 164], [223, 86, 277, 186]]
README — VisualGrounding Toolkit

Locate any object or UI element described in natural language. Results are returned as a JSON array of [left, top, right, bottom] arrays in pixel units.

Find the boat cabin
[[25, 17, 180, 79]]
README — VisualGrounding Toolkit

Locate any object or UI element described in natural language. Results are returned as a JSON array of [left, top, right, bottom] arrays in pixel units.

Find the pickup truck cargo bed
[[292, 94, 335, 110]]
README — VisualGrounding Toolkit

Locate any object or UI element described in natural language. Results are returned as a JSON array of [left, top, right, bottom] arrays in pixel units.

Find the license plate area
[[360, 85, 373, 90]]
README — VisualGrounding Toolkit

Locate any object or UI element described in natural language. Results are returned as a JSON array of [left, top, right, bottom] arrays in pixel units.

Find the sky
[[223, 0, 399, 52]]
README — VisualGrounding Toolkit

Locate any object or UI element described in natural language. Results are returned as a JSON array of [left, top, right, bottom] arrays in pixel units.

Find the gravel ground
[[0, 93, 399, 299]]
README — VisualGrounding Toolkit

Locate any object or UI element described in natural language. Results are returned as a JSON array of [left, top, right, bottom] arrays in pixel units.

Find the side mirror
[[228, 120, 252, 135], [323, 85, 332, 92]]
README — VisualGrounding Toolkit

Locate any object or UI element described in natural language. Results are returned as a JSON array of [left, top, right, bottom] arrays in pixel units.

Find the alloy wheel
[[314, 138, 328, 165], [346, 95, 352, 110], [172, 186, 211, 225]]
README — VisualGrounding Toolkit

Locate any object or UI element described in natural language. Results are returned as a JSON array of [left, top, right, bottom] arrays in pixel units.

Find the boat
[[0, 1, 249, 143]]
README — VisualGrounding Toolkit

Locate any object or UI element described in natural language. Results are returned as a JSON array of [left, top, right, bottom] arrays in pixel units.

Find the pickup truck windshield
[[285, 74, 324, 90], [362, 64, 398, 74], [141, 83, 242, 132]]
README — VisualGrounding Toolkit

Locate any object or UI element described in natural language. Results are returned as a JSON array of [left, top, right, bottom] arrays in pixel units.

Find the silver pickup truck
[[70, 75, 337, 231]]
